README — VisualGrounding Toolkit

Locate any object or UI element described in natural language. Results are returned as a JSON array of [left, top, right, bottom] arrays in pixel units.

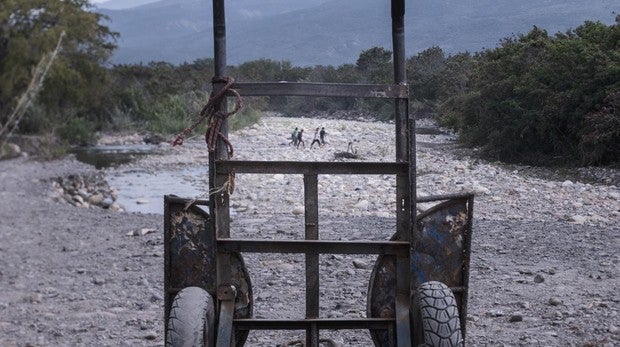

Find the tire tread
[[416, 281, 463, 347], [166, 287, 214, 347]]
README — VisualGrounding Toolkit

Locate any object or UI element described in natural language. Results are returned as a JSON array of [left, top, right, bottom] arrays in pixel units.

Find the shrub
[[579, 91, 620, 165], [58, 116, 97, 146]]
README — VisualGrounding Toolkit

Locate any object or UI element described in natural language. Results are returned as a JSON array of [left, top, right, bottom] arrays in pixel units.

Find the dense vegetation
[[0, 1, 617, 165], [0, 0, 116, 152], [433, 20, 619, 165]]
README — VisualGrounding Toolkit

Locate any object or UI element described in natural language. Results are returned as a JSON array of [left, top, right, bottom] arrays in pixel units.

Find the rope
[[171, 76, 243, 159]]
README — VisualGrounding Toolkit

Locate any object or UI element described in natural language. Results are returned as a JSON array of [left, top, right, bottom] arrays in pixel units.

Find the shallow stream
[[72, 144, 207, 214], [107, 167, 208, 214], [71, 144, 155, 169], [73, 124, 453, 214]]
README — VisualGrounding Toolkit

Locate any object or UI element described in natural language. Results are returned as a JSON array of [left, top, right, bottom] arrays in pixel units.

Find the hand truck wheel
[[166, 286, 215, 347], [412, 281, 463, 346]]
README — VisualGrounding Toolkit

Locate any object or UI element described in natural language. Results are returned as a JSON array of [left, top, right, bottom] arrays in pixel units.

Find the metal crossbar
[[231, 82, 409, 98], [215, 160, 408, 175]]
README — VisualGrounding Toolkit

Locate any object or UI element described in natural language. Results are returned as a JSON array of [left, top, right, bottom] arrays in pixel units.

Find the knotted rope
[[171, 76, 243, 159]]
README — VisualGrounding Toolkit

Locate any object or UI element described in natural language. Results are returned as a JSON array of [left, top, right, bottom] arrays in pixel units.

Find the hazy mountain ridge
[[100, 0, 618, 66]]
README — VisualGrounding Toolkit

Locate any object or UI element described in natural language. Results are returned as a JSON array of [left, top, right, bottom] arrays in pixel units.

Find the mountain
[[99, 0, 619, 66], [95, 0, 159, 10]]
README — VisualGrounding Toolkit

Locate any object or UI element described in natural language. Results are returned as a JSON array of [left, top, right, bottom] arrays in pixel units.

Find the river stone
[[561, 180, 574, 188], [292, 206, 304, 215], [277, 263, 295, 272], [487, 309, 504, 317], [25, 293, 43, 303], [509, 312, 524, 322], [570, 215, 587, 224], [549, 297, 563, 306], [1, 143, 21, 159], [92, 277, 106, 285], [144, 331, 158, 340], [77, 189, 89, 199], [72, 195, 84, 204], [352, 259, 368, 269], [101, 198, 113, 208], [89, 193, 104, 205], [135, 198, 149, 205], [534, 274, 545, 283], [353, 199, 369, 210], [110, 203, 123, 212], [140, 228, 155, 236]]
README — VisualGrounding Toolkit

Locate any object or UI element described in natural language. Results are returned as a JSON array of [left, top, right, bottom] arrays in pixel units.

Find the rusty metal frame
[[163, 195, 253, 346], [163, 0, 474, 346], [367, 193, 474, 345], [216, 0, 411, 346]]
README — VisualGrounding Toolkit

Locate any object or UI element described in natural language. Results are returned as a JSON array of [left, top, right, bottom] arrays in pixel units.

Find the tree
[[0, 0, 117, 144], [0, 31, 64, 150], [579, 92, 620, 165], [407, 46, 446, 102], [356, 47, 392, 84], [439, 18, 619, 164]]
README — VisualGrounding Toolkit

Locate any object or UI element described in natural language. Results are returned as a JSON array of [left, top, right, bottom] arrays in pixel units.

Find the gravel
[[0, 116, 617, 346]]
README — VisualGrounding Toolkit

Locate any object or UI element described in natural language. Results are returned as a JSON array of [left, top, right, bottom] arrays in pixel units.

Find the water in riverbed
[[107, 167, 208, 214], [74, 124, 452, 214], [71, 144, 155, 169], [72, 144, 207, 214]]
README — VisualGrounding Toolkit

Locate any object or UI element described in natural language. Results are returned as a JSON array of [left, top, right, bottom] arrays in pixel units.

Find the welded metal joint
[[218, 284, 238, 301]]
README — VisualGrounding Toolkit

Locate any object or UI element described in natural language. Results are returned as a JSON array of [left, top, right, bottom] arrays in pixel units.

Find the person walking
[[319, 127, 327, 146], [296, 129, 305, 149], [290, 127, 299, 146], [310, 127, 321, 149]]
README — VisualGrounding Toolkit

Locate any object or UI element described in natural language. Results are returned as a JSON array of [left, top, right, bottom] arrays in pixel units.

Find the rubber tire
[[413, 281, 463, 347], [166, 286, 215, 347]]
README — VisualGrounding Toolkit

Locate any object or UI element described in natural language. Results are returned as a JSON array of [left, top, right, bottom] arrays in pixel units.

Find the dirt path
[[0, 117, 618, 346]]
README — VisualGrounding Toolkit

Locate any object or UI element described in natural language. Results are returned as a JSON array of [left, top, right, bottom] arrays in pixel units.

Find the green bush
[[58, 116, 97, 146], [579, 91, 620, 165], [143, 93, 197, 135], [436, 19, 619, 165], [229, 97, 265, 130]]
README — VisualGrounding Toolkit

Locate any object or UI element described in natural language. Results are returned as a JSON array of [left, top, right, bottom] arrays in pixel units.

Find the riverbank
[[0, 116, 618, 346]]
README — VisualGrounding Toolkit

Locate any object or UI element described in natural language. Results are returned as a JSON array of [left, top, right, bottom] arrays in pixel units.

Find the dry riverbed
[[0, 116, 618, 346]]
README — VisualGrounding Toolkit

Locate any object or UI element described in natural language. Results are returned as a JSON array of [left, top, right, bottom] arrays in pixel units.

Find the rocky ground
[[0, 116, 618, 346]]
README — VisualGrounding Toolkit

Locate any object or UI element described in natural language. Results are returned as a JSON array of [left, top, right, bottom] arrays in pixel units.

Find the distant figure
[[296, 129, 305, 148], [319, 127, 327, 146], [310, 127, 321, 149], [290, 127, 298, 146], [347, 139, 358, 154]]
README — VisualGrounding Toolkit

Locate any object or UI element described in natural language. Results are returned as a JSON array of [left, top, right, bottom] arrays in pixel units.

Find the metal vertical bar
[[392, 0, 409, 239], [212, 1, 234, 346], [392, 0, 407, 161], [304, 174, 320, 347], [213, 0, 226, 78], [392, 0, 412, 346], [163, 196, 171, 343], [460, 195, 474, 341]]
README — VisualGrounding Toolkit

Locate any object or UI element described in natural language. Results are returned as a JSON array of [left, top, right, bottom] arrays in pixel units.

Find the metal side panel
[[411, 197, 469, 288], [367, 195, 474, 346], [164, 195, 253, 346]]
